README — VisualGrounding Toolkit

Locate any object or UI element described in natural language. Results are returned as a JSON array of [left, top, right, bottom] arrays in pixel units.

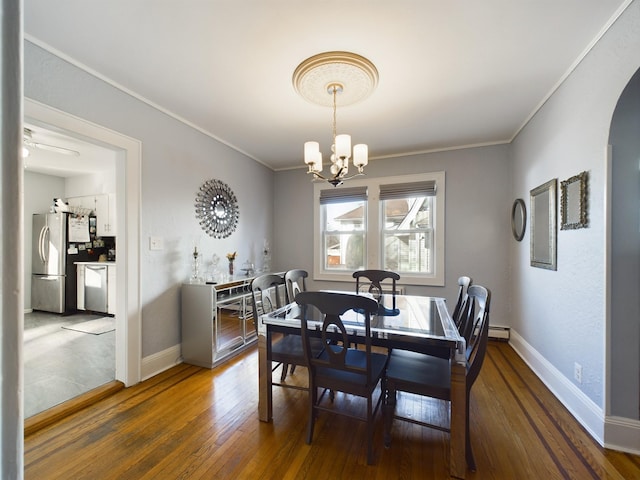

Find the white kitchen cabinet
[[67, 195, 96, 214], [67, 194, 116, 237], [107, 265, 116, 315], [95, 194, 117, 237]]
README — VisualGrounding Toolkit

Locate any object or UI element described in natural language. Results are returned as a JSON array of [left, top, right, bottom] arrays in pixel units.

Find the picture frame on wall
[[560, 171, 589, 230], [530, 179, 557, 270]]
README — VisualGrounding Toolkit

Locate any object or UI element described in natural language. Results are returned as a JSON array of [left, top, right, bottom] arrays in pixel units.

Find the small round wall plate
[[195, 179, 239, 238]]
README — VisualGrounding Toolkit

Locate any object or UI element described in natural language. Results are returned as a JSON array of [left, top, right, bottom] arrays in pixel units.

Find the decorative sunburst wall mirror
[[195, 179, 239, 238]]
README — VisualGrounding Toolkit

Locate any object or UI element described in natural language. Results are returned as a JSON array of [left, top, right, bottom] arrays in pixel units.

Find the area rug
[[62, 317, 115, 335]]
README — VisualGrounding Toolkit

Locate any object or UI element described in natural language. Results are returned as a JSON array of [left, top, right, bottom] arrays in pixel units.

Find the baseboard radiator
[[382, 286, 405, 296], [489, 325, 510, 341]]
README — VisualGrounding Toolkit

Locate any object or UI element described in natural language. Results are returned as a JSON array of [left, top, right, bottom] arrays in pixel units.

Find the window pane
[[382, 197, 433, 273], [322, 201, 366, 270]]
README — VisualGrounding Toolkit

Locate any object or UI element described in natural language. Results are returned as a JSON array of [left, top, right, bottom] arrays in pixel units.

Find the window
[[320, 186, 367, 271], [313, 172, 445, 286]]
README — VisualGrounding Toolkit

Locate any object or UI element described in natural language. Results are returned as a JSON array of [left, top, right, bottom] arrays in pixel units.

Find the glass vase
[[228, 260, 234, 276]]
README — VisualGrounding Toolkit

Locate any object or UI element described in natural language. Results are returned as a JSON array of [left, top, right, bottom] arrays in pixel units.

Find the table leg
[[258, 331, 272, 422], [450, 360, 466, 479]]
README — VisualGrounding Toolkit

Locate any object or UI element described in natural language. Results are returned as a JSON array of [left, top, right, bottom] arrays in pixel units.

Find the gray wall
[[24, 40, 274, 357], [510, 1, 640, 412], [274, 144, 512, 327]]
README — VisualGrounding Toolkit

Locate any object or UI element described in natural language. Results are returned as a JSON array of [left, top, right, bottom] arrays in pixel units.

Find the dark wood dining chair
[[284, 269, 308, 304], [452, 275, 473, 330], [352, 269, 400, 309], [250, 273, 322, 385], [295, 291, 388, 465], [383, 284, 491, 472]]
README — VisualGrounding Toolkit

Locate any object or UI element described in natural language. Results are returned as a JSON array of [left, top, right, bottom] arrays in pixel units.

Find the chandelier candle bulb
[[354, 144, 368, 168], [335, 134, 351, 159], [314, 151, 323, 172], [304, 141, 319, 164]]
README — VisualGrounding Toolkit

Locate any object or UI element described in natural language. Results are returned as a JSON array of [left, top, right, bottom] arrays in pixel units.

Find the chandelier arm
[[337, 171, 365, 182]]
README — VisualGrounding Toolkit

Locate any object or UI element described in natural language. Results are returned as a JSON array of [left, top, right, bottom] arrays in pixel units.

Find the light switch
[[149, 236, 164, 251]]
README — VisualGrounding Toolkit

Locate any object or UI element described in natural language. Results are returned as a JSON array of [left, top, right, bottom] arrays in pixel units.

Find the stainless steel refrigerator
[[32, 213, 68, 313]]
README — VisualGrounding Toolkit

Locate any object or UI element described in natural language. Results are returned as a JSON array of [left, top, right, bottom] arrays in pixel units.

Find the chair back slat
[[295, 291, 379, 380], [452, 276, 473, 330], [352, 270, 400, 309], [320, 313, 350, 367], [463, 285, 491, 387], [284, 269, 308, 304], [250, 274, 286, 326]]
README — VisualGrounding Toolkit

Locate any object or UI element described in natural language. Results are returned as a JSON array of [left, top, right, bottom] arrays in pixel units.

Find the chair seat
[[272, 334, 324, 365], [315, 347, 388, 396], [390, 344, 451, 360], [385, 349, 450, 400]]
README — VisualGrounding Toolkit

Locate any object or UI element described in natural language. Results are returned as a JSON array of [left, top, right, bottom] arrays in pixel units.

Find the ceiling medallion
[[195, 179, 239, 239], [293, 51, 378, 107], [293, 52, 378, 187]]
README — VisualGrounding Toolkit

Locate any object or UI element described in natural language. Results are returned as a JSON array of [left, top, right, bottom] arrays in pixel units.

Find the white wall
[[509, 0, 640, 446], [66, 169, 116, 197], [274, 144, 512, 328], [24, 40, 274, 358]]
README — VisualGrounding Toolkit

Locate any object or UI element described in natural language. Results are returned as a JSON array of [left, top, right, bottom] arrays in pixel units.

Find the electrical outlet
[[149, 236, 164, 251], [574, 362, 582, 384]]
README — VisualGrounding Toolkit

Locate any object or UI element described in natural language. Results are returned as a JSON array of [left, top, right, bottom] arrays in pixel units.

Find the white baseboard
[[605, 416, 640, 454], [141, 344, 182, 381], [509, 331, 640, 455], [509, 330, 605, 445]]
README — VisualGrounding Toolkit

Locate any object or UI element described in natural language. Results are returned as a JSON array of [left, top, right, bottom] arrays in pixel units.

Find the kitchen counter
[[74, 261, 116, 265]]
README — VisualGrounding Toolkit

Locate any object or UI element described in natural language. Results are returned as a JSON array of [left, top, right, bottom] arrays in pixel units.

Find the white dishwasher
[[84, 264, 108, 313]]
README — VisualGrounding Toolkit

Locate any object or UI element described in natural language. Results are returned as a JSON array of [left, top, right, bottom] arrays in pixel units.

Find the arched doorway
[[608, 66, 640, 421]]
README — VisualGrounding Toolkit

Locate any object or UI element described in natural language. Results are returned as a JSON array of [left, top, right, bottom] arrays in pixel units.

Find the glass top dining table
[[257, 292, 470, 479]]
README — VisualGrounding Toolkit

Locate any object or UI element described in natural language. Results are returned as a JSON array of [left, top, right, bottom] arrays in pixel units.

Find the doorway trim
[[25, 98, 142, 387]]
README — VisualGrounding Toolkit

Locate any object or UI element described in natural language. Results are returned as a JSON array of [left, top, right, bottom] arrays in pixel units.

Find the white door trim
[[25, 98, 142, 386]]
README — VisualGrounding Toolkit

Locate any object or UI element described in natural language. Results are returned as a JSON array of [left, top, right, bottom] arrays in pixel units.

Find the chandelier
[[293, 52, 378, 187]]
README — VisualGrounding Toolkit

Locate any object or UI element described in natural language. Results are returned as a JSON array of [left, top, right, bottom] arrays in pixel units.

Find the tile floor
[[24, 311, 115, 418]]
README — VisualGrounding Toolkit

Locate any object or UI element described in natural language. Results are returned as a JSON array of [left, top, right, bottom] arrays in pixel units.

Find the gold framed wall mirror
[[560, 171, 589, 230]]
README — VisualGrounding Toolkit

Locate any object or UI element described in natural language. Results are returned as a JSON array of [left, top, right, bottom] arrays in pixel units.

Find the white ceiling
[[23, 1, 630, 172]]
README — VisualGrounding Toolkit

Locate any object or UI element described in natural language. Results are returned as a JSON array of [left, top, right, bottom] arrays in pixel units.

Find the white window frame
[[313, 171, 445, 286]]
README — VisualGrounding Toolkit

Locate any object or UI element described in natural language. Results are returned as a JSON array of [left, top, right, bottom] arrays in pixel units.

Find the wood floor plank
[[25, 341, 640, 479]]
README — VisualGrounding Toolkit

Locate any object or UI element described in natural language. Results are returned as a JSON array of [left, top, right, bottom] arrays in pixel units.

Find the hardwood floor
[[25, 341, 640, 479]]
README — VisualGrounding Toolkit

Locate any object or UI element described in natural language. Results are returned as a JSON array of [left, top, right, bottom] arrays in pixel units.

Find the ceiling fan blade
[[23, 128, 80, 156], [29, 141, 80, 156]]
